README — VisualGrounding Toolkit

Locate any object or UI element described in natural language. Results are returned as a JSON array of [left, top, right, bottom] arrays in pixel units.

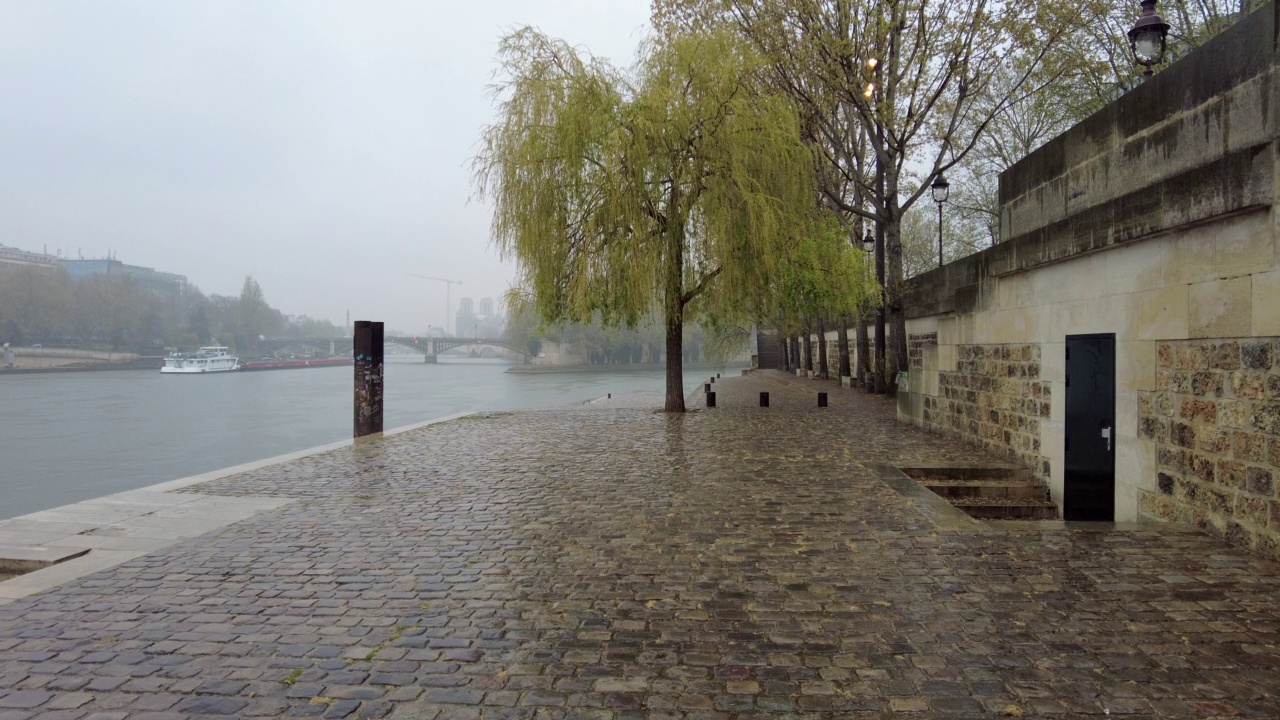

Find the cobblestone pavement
[[2, 371, 1279, 719]]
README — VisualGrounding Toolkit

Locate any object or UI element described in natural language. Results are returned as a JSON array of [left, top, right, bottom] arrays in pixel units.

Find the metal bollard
[[705, 383, 711, 393], [760, 391, 769, 407], [710, 376, 715, 383], [717, 373, 721, 378], [818, 392, 828, 407], [706, 391, 716, 407]]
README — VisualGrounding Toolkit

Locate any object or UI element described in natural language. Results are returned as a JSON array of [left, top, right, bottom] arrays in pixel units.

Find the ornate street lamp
[[930, 172, 950, 267], [1128, 0, 1171, 78]]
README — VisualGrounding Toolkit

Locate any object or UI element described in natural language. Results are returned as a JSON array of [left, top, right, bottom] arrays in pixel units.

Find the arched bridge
[[255, 336, 526, 360]]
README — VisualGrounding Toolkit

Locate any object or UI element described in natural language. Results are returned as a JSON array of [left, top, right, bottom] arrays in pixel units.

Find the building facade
[[0, 244, 60, 270]]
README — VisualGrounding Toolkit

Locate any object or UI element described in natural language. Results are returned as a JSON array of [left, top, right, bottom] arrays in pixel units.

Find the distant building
[[455, 296, 505, 338], [63, 258, 187, 305], [456, 297, 476, 335], [0, 244, 60, 270]]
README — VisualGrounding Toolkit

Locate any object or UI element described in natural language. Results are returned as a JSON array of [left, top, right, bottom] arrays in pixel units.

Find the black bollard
[[706, 391, 716, 407], [608, 393, 611, 399], [818, 392, 828, 407], [353, 320, 384, 438], [717, 373, 721, 379], [760, 391, 770, 407], [705, 383, 712, 393], [710, 376, 715, 383]]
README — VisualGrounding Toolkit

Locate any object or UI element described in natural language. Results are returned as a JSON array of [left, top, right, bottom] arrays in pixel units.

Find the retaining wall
[[896, 2, 1280, 559]]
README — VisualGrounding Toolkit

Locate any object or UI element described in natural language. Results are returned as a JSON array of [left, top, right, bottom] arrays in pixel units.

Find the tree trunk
[[803, 332, 812, 373], [663, 206, 686, 412], [817, 317, 828, 379], [837, 314, 851, 380], [664, 309, 684, 411], [885, 215, 908, 388], [855, 306, 870, 387]]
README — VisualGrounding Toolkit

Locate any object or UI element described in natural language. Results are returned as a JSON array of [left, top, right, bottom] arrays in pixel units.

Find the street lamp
[[1128, 0, 1170, 78], [931, 172, 950, 267]]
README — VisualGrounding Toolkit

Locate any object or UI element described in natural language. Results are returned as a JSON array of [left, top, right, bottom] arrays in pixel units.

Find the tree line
[[475, 0, 1262, 410], [0, 264, 342, 353]]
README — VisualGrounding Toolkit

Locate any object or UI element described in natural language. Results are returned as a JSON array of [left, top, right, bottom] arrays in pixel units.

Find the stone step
[[901, 465, 1031, 482], [923, 479, 1050, 501], [947, 497, 1061, 520]]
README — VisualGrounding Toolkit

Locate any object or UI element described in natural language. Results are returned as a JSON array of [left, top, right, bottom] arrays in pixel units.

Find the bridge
[[254, 336, 527, 362]]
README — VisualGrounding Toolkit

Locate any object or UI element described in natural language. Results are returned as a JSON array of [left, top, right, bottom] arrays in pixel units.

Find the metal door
[[1064, 334, 1116, 521]]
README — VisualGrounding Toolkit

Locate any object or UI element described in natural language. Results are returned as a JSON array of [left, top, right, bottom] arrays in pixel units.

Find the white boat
[[161, 346, 240, 374]]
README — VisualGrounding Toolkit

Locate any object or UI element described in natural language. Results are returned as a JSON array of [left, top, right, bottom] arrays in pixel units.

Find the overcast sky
[[0, 1, 652, 334]]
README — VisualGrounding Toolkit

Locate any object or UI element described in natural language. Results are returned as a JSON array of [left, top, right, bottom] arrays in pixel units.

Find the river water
[[0, 356, 693, 521]]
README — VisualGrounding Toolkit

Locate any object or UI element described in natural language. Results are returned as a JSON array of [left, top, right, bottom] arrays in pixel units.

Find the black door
[[1064, 334, 1116, 521]]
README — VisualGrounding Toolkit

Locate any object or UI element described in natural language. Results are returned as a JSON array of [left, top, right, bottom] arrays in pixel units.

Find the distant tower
[[479, 297, 494, 318], [456, 297, 475, 335]]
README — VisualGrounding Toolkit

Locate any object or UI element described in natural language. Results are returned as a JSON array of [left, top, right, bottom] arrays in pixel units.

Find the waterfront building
[[0, 244, 60, 270], [62, 258, 187, 305]]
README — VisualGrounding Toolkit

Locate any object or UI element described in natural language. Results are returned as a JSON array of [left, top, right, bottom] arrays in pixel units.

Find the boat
[[239, 357, 352, 371], [160, 346, 239, 374]]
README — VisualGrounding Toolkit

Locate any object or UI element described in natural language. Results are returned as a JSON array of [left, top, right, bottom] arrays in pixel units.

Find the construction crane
[[404, 273, 462, 335]]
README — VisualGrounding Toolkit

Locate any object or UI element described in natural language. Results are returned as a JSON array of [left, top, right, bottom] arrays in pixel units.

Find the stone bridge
[[255, 336, 526, 362]]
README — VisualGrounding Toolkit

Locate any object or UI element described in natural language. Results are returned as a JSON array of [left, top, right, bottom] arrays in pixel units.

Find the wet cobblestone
[[2, 371, 1279, 718]]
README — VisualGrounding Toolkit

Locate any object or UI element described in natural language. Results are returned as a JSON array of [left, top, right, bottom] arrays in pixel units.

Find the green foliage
[[476, 25, 843, 409], [770, 217, 874, 333]]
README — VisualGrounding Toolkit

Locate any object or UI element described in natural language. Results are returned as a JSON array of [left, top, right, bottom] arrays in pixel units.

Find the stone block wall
[[908, 332, 937, 371], [924, 343, 1051, 476], [1139, 338, 1280, 558]]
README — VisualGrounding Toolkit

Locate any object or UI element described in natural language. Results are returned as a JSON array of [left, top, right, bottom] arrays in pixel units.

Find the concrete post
[[354, 320, 384, 438]]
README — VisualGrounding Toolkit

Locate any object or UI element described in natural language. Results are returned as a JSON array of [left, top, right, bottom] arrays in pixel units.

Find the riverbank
[[3, 371, 1278, 717], [508, 361, 748, 374], [0, 356, 164, 373]]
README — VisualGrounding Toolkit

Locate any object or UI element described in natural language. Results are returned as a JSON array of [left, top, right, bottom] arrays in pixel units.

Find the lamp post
[[931, 172, 950, 267], [1128, 0, 1170, 78]]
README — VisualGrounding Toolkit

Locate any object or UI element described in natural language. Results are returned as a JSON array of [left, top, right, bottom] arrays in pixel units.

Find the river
[[0, 356, 697, 521]]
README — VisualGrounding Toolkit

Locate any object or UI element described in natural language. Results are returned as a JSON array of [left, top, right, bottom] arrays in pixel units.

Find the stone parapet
[[904, 1, 1280, 321]]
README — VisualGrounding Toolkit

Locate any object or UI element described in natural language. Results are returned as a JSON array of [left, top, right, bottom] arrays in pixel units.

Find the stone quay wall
[[894, 2, 1280, 558], [925, 343, 1051, 477], [1140, 339, 1280, 557]]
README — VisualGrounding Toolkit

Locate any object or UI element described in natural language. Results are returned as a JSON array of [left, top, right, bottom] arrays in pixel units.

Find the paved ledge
[[0, 411, 477, 606], [0, 491, 292, 606]]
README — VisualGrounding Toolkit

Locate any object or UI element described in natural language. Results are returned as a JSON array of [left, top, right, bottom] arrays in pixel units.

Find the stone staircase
[[899, 465, 1059, 520]]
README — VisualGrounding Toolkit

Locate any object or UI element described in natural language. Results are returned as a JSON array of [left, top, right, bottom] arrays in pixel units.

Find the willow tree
[[656, 0, 1077, 389], [765, 216, 874, 376], [475, 26, 821, 411]]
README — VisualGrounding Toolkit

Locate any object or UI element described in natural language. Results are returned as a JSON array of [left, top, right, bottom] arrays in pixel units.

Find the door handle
[[1101, 426, 1112, 452]]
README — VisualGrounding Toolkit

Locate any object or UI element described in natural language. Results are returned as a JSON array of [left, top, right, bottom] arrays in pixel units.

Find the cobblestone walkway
[[2, 371, 1279, 719]]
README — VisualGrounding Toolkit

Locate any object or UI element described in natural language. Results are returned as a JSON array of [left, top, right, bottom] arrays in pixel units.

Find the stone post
[[354, 320, 384, 438]]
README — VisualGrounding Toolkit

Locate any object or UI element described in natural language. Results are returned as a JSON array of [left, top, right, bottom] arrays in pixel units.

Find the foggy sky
[[0, 1, 651, 334]]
